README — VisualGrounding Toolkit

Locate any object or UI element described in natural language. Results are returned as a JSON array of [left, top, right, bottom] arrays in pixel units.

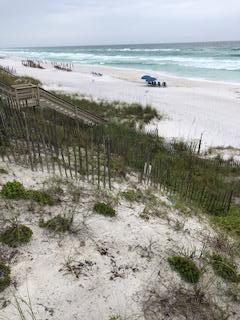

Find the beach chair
[[162, 82, 167, 87]]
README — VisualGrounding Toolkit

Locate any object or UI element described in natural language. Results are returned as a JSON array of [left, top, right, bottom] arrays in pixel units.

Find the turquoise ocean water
[[1, 41, 240, 82]]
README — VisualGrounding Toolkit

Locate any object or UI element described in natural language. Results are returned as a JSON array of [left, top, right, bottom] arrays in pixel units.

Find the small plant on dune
[[11, 291, 40, 320], [142, 282, 229, 320], [67, 184, 83, 203], [1, 180, 55, 206], [1, 180, 26, 199], [173, 219, 186, 232], [0, 224, 33, 248], [121, 189, 143, 202], [210, 205, 240, 238], [168, 255, 201, 284], [109, 316, 123, 320], [27, 190, 55, 206], [173, 200, 191, 215], [95, 189, 119, 208], [209, 253, 240, 283], [39, 215, 73, 233], [0, 262, 11, 292], [0, 167, 8, 174], [93, 202, 116, 217]]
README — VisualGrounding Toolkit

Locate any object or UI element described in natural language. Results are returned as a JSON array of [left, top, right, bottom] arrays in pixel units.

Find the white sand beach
[[1, 57, 240, 150], [2, 159, 239, 320]]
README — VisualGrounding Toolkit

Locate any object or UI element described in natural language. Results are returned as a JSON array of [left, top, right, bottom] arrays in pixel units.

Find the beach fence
[[52, 62, 73, 72], [93, 123, 235, 215], [0, 65, 16, 76], [0, 95, 235, 213], [0, 97, 112, 189], [20, 59, 73, 71], [22, 59, 45, 69], [0, 65, 237, 213], [142, 159, 233, 214]]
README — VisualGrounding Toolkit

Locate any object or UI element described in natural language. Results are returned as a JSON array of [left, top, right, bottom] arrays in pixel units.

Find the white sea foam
[[1, 42, 240, 80]]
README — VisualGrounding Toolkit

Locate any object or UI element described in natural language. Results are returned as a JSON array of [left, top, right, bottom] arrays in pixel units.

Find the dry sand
[[1, 160, 239, 319], [1, 57, 240, 151]]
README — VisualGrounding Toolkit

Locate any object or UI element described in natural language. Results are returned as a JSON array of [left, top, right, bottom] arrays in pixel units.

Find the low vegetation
[[121, 189, 143, 202], [39, 215, 73, 233], [168, 255, 201, 284], [209, 253, 240, 283], [1, 180, 55, 205], [0, 167, 8, 174], [53, 92, 162, 125], [143, 283, 229, 320], [0, 262, 11, 292], [0, 69, 41, 86], [26, 189, 55, 206], [0, 224, 33, 247], [210, 206, 240, 238], [1, 180, 26, 199], [93, 202, 116, 217]]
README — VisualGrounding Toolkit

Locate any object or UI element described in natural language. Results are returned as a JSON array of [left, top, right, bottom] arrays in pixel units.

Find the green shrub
[[1, 181, 55, 206], [27, 190, 55, 206], [0, 263, 11, 292], [93, 202, 116, 217], [0, 224, 33, 247], [209, 253, 240, 283], [121, 189, 143, 202], [168, 255, 201, 284], [1, 180, 26, 199], [39, 215, 72, 233]]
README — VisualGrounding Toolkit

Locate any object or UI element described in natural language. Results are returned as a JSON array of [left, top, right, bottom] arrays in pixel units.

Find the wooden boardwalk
[[0, 80, 105, 125]]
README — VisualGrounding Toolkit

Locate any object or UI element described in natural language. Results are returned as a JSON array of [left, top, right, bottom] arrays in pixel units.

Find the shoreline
[[3, 54, 240, 86], [2, 53, 240, 86], [78, 63, 240, 86], [1, 56, 240, 152]]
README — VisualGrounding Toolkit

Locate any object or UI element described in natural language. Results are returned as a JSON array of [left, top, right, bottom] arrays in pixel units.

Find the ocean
[[1, 41, 240, 82]]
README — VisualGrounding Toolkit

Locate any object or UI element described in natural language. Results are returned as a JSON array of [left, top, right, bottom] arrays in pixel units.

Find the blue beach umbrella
[[141, 75, 152, 80], [148, 77, 157, 81], [141, 75, 157, 81]]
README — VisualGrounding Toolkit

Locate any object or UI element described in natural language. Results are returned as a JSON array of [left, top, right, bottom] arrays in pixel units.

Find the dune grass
[[52, 92, 162, 124], [0, 263, 11, 292], [93, 202, 116, 217], [0, 69, 41, 86], [210, 206, 240, 238], [0, 224, 33, 248], [39, 215, 73, 233], [1, 180, 55, 206], [1, 181, 26, 199], [209, 253, 240, 283], [168, 255, 201, 284]]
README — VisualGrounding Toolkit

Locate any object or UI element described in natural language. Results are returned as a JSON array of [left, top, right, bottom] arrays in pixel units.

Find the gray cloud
[[0, 0, 239, 47]]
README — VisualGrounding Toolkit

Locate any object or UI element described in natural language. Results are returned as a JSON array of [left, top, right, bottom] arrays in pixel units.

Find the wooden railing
[[0, 80, 105, 124]]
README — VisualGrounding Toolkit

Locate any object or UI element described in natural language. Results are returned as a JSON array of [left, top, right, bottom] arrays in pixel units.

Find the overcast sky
[[0, 0, 240, 47]]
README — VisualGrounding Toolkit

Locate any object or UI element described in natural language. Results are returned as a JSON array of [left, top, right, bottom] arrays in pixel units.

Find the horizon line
[[1, 39, 240, 49]]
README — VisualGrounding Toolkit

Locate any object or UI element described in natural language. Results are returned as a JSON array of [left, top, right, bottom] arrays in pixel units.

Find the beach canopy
[[148, 77, 157, 81], [141, 75, 152, 80], [141, 75, 157, 81]]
